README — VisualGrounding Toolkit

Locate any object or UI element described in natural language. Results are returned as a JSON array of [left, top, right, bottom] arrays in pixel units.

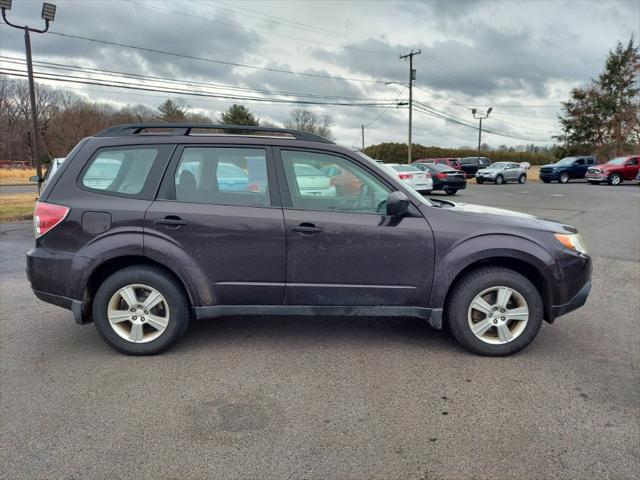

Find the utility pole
[[471, 107, 493, 160], [399, 49, 421, 164], [361, 124, 365, 150], [1, 1, 57, 184]]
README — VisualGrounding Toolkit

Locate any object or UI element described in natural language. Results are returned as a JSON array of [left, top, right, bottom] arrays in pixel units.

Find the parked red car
[[585, 155, 640, 185], [414, 158, 462, 170]]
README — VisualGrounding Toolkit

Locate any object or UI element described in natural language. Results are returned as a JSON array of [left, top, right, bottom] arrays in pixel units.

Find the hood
[[540, 163, 558, 169], [476, 168, 497, 174], [437, 201, 577, 234]]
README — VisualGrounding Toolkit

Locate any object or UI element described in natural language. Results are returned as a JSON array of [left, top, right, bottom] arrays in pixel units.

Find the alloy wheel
[[467, 286, 529, 345], [107, 284, 170, 343]]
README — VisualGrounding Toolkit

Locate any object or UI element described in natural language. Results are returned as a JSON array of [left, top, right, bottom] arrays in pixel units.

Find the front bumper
[[585, 173, 607, 182], [551, 280, 591, 319], [539, 171, 558, 181]]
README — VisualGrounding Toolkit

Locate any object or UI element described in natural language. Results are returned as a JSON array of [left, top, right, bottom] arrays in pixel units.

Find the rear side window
[[173, 147, 270, 207], [80, 145, 172, 198]]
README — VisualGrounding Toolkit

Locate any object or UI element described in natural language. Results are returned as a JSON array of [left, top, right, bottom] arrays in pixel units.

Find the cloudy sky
[[1, 0, 638, 148]]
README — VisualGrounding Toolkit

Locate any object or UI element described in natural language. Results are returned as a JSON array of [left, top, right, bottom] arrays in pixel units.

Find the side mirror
[[29, 175, 42, 183], [386, 191, 410, 217]]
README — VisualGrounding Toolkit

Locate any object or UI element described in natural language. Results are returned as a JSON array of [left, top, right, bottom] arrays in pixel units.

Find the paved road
[[0, 184, 38, 194], [1, 181, 639, 480]]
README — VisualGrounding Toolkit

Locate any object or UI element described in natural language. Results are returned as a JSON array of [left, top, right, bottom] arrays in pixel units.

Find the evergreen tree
[[219, 104, 259, 126]]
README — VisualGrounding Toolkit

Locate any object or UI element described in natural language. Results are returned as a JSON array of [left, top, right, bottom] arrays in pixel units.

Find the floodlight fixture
[[0, 0, 12, 11], [471, 108, 477, 115], [487, 107, 493, 115], [41, 2, 56, 22]]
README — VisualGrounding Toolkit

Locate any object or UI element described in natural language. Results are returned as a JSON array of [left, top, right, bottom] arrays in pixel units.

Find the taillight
[[436, 173, 447, 179], [399, 173, 413, 180], [424, 172, 432, 178], [34, 201, 69, 239]]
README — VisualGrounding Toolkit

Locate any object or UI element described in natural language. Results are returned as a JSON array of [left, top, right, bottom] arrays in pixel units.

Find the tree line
[[557, 38, 639, 158], [0, 78, 335, 162]]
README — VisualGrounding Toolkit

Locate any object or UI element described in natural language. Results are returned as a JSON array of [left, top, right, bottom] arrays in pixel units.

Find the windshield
[[557, 157, 577, 165], [487, 162, 506, 169], [607, 157, 627, 165]]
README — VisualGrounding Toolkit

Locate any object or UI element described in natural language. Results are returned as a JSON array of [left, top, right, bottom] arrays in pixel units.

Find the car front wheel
[[476, 178, 484, 184], [445, 188, 457, 195], [559, 172, 569, 183], [494, 175, 504, 185], [92, 266, 190, 355], [446, 267, 543, 356], [608, 173, 622, 185]]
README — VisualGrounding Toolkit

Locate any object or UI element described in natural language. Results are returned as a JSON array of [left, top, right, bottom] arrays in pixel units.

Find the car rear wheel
[[518, 174, 527, 184], [608, 173, 622, 185], [445, 188, 457, 195], [559, 172, 569, 183], [446, 267, 543, 356], [93, 266, 190, 355], [494, 175, 504, 185]]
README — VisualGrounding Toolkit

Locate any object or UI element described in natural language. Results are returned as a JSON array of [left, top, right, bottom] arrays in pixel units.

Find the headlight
[[554, 233, 587, 254]]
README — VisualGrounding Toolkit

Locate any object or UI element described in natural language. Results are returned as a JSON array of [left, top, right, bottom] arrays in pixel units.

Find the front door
[[145, 145, 286, 306], [276, 148, 435, 306], [623, 157, 639, 180]]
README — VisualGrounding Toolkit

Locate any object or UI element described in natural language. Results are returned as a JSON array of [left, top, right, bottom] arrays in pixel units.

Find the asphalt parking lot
[[1, 180, 639, 480]]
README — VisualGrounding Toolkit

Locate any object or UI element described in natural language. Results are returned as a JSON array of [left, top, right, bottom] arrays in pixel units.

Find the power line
[[44, 30, 390, 84], [0, 56, 393, 102], [128, 0, 396, 57], [0, 69, 399, 108], [412, 103, 554, 143]]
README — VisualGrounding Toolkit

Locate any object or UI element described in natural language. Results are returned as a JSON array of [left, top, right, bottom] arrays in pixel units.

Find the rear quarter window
[[79, 145, 173, 199]]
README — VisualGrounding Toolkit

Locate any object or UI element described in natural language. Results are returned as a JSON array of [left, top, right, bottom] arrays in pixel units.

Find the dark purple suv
[[27, 124, 592, 356]]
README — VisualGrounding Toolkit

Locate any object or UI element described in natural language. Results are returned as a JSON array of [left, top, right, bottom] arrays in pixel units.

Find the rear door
[[275, 148, 435, 306], [145, 145, 286, 306], [573, 158, 587, 178]]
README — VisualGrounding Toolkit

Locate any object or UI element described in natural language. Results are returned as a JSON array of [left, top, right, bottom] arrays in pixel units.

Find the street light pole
[[399, 49, 421, 164], [471, 107, 493, 160], [1, 1, 57, 184]]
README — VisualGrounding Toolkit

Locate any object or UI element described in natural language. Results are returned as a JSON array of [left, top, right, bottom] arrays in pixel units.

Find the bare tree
[[285, 108, 334, 140]]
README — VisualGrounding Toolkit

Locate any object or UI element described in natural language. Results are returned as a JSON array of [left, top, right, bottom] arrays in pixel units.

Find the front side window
[[174, 147, 269, 206], [81, 147, 161, 195], [281, 150, 391, 214]]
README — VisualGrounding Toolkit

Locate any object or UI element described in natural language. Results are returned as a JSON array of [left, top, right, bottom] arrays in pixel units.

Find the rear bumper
[[32, 289, 90, 324], [27, 247, 92, 324], [551, 280, 591, 319]]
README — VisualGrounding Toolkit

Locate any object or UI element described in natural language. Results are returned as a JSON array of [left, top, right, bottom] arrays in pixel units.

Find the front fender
[[429, 233, 559, 309]]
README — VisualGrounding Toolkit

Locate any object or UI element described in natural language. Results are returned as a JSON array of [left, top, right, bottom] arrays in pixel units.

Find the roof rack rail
[[94, 123, 334, 144]]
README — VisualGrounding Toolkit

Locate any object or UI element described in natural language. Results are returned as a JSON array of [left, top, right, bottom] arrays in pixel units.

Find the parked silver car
[[476, 162, 527, 185], [380, 163, 433, 193]]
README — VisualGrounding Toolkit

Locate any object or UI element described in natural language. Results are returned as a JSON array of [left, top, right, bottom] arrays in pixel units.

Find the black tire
[[476, 178, 484, 184], [518, 174, 527, 184], [559, 172, 569, 184], [446, 267, 543, 356], [445, 188, 457, 195], [92, 266, 191, 355], [494, 175, 504, 185], [608, 173, 622, 186]]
